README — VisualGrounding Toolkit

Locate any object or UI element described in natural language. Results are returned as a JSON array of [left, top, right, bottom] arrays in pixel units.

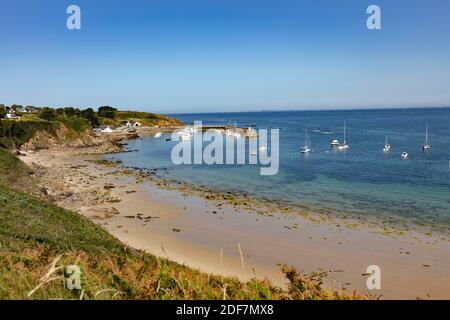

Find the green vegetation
[[97, 106, 117, 119], [114, 111, 182, 126], [55, 115, 91, 133], [0, 105, 6, 119], [80, 108, 99, 127], [0, 119, 58, 149], [38, 107, 57, 122], [0, 148, 37, 193]]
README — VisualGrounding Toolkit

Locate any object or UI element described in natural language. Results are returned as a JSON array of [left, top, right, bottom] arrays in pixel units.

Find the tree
[[97, 106, 117, 119], [81, 108, 100, 127], [11, 104, 23, 112], [64, 107, 81, 117], [39, 107, 57, 121], [0, 105, 6, 119], [56, 108, 65, 115]]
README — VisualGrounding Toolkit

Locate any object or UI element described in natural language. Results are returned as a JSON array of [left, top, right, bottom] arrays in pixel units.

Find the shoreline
[[19, 141, 450, 300]]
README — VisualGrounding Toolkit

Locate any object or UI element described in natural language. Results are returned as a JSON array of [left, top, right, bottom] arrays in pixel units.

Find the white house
[[125, 120, 142, 127], [5, 108, 18, 119]]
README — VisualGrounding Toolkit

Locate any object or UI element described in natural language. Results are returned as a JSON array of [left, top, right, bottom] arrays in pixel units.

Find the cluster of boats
[[300, 122, 432, 159], [153, 124, 258, 142]]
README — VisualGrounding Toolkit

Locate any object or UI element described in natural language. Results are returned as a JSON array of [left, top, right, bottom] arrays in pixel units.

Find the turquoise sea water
[[107, 108, 450, 229]]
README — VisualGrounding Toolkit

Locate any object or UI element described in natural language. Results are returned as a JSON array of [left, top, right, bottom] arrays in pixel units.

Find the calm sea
[[107, 108, 450, 229]]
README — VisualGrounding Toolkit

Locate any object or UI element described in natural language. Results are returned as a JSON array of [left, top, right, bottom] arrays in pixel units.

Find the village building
[[5, 107, 20, 119], [125, 120, 142, 127]]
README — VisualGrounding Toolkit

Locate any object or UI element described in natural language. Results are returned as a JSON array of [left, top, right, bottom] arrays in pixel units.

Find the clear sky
[[1, 0, 449, 113]]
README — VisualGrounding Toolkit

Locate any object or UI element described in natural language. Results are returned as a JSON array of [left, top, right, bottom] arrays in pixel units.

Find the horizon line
[[165, 105, 450, 115]]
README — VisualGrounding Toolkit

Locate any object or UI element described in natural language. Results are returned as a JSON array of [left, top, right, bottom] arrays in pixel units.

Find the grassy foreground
[[0, 149, 364, 300]]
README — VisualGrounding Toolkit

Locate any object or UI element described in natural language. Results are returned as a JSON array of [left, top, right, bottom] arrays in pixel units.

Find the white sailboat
[[154, 132, 162, 138], [423, 122, 430, 151], [300, 128, 312, 153], [337, 122, 349, 151], [383, 136, 391, 152], [401, 152, 409, 159]]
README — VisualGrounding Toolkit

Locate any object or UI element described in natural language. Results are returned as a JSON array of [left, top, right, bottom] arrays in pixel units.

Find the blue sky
[[0, 0, 449, 113]]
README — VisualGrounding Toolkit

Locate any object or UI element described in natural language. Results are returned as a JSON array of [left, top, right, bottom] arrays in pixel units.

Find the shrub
[[39, 108, 57, 122], [97, 106, 117, 119]]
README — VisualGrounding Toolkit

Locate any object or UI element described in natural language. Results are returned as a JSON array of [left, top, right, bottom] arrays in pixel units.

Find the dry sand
[[20, 147, 450, 300]]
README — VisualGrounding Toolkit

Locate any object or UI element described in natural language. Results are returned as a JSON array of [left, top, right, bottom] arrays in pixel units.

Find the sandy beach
[[19, 144, 450, 300]]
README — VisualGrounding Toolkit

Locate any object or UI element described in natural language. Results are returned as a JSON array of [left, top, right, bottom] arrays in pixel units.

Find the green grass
[[55, 116, 91, 133], [114, 111, 182, 126], [96, 111, 182, 127], [0, 148, 37, 193]]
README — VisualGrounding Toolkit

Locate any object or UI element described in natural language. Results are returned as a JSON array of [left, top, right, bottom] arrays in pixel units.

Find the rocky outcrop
[[21, 131, 59, 150], [21, 123, 138, 152]]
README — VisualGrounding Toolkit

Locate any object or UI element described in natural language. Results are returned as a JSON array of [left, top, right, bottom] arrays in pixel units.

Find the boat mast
[[343, 121, 347, 145], [425, 122, 428, 144], [305, 128, 309, 147]]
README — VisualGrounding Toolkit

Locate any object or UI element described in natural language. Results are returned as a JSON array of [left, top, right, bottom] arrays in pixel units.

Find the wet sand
[[20, 148, 450, 300]]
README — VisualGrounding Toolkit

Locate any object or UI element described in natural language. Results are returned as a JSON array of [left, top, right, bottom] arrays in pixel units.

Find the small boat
[[331, 139, 340, 147], [179, 132, 192, 141], [423, 122, 430, 151], [337, 122, 349, 151], [251, 150, 258, 156], [154, 132, 162, 138], [383, 136, 391, 152], [300, 128, 312, 154], [401, 152, 408, 159], [259, 145, 268, 151], [313, 129, 334, 135]]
